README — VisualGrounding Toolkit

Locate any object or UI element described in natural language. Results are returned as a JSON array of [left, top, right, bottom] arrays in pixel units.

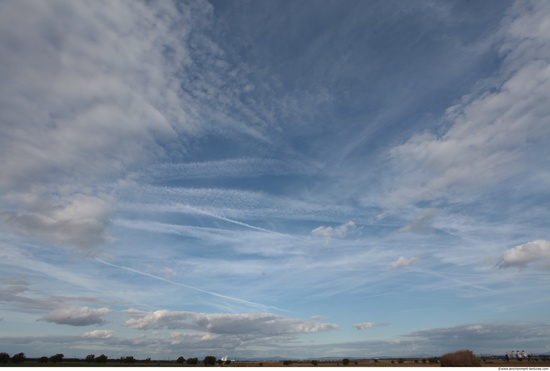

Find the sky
[[1, 0, 550, 361]]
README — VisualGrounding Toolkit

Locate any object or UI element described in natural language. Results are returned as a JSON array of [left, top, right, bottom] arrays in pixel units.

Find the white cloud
[[382, 1, 550, 207], [353, 322, 387, 330], [41, 306, 111, 326], [123, 309, 338, 335], [311, 221, 357, 243], [0, 1, 193, 193], [0, 0, 203, 251], [498, 240, 550, 268], [388, 256, 418, 270], [82, 330, 113, 339]]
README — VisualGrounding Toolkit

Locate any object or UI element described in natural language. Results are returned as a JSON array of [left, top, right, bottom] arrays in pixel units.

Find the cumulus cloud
[[399, 208, 437, 234], [353, 322, 388, 330], [498, 240, 550, 269], [388, 256, 418, 270], [41, 306, 111, 326], [311, 221, 357, 243], [82, 330, 113, 339], [123, 309, 338, 335]]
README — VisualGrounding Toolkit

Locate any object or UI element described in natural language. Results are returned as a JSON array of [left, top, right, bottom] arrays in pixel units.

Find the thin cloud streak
[[95, 259, 289, 313], [409, 267, 498, 294], [180, 204, 305, 241]]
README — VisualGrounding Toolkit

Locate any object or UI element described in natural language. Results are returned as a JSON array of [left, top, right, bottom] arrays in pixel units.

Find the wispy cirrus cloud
[[0, 0, 269, 253], [147, 157, 321, 180], [380, 1, 550, 209], [122, 185, 357, 224], [0, 0, 200, 252]]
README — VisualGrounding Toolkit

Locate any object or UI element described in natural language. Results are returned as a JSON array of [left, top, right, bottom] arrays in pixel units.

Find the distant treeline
[[0, 352, 224, 366], [1, 351, 549, 366]]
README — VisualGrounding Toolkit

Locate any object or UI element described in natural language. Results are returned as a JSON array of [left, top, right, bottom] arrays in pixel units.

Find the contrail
[[180, 204, 304, 241], [409, 267, 497, 293], [95, 259, 289, 313]]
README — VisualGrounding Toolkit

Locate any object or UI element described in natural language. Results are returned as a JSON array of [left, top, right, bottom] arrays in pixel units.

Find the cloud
[[1, 321, 548, 360], [399, 208, 437, 234], [353, 322, 388, 330], [148, 157, 320, 180], [4, 194, 111, 252], [498, 240, 550, 269], [82, 330, 113, 339], [406, 322, 550, 353], [0, 1, 192, 194], [41, 306, 111, 326], [388, 256, 418, 270], [382, 1, 550, 207], [0, 0, 206, 251], [123, 309, 338, 335], [311, 221, 357, 242]]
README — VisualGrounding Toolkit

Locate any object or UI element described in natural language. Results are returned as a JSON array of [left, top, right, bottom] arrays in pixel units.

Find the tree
[[49, 353, 64, 364], [203, 356, 217, 366], [0, 352, 10, 364], [11, 352, 26, 364], [176, 356, 185, 364], [342, 358, 350, 366], [311, 360, 319, 366], [186, 357, 198, 365], [85, 354, 96, 363], [122, 356, 135, 364], [96, 354, 108, 364], [38, 356, 49, 364]]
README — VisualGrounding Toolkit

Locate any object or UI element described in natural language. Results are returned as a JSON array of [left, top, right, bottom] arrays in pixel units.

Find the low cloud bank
[[41, 306, 111, 326], [123, 309, 338, 335]]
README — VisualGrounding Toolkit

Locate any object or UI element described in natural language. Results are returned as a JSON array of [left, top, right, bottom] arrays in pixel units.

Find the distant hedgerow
[[440, 349, 481, 367]]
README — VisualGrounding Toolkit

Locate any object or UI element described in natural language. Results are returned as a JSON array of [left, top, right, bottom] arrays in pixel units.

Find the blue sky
[[1, 0, 550, 360]]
